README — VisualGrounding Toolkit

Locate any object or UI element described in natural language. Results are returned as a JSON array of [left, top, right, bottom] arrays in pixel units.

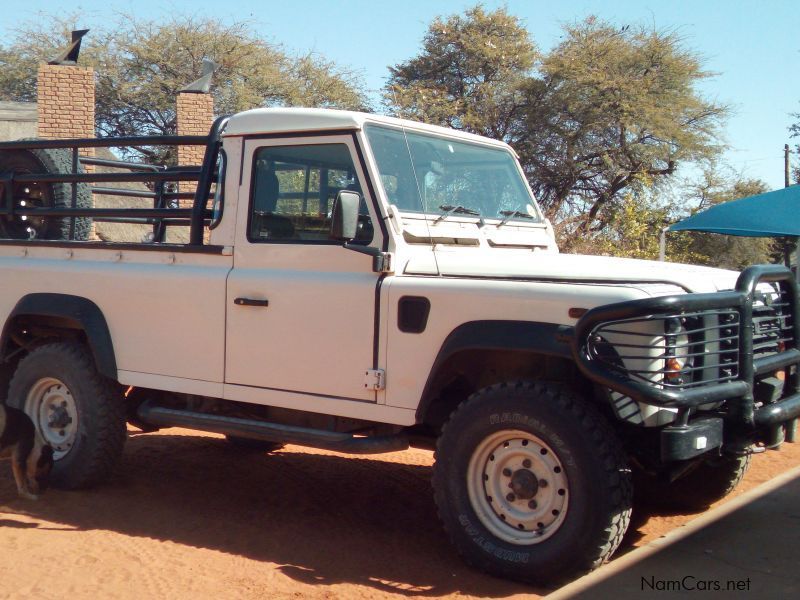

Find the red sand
[[1, 427, 798, 599]]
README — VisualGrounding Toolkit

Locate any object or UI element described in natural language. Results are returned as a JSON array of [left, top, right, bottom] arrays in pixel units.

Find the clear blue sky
[[2, 0, 798, 190]]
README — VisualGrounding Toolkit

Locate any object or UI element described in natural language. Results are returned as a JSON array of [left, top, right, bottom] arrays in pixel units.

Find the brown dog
[[0, 404, 54, 500]]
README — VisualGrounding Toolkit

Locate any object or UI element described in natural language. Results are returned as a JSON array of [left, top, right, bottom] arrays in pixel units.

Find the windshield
[[365, 124, 542, 224]]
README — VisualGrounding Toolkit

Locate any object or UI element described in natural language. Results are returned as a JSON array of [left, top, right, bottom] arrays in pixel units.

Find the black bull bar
[[571, 265, 800, 431]]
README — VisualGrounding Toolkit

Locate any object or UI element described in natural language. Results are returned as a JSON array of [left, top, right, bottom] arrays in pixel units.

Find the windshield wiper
[[435, 204, 482, 224], [497, 209, 534, 227]]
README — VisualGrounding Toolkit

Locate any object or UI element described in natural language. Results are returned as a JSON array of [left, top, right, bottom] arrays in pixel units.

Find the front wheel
[[7, 342, 126, 489], [433, 381, 632, 585]]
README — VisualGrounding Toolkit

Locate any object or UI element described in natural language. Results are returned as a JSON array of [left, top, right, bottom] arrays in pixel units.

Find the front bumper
[[572, 265, 800, 459]]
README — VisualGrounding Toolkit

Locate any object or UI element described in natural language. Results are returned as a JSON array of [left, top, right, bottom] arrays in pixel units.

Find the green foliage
[[678, 170, 773, 270], [769, 236, 798, 267], [519, 17, 727, 243], [564, 168, 774, 270], [385, 5, 537, 139], [565, 190, 700, 264], [0, 15, 368, 161], [386, 8, 729, 251], [0, 17, 80, 103]]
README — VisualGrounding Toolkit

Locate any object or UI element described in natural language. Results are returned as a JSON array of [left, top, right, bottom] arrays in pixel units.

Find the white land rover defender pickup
[[0, 108, 797, 584]]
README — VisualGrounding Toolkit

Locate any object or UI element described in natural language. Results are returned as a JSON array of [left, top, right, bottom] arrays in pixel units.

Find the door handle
[[233, 297, 269, 307]]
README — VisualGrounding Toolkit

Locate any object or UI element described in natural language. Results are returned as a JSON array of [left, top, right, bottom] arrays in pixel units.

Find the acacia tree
[[385, 5, 537, 140], [518, 18, 727, 244], [0, 15, 368, 160], [386, 8, 728, 251]]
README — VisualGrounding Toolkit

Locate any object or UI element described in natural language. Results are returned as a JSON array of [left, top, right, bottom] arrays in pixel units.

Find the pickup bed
[[0, 108, 797, 585]]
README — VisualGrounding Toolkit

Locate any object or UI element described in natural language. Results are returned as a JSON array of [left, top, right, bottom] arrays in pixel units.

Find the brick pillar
[[37, 63, 95, 161], [176, 91, 214, 206], [37, 63, 96, 238]]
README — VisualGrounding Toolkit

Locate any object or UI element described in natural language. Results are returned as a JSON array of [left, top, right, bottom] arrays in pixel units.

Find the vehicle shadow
[[0, 431, 538, 597]]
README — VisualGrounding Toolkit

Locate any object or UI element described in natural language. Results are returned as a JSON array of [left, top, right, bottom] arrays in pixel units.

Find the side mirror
[[330, 190, 360, 241]]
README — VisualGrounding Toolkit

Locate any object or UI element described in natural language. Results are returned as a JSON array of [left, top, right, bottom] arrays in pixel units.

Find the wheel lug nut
[[528, 500, 537, 509], [506, 493, 516, 502], [522, 459, 532, 469], [502, 468, 512, 477], [539, 479, 548, 488]]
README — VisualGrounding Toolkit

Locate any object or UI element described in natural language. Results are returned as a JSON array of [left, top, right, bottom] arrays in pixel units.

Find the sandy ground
[[1, 427, 798, 600]]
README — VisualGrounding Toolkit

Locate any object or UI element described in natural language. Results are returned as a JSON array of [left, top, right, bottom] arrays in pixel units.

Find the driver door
[[225, 134, 381, 402]]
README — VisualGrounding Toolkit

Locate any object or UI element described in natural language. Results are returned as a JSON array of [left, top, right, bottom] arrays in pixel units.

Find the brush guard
[[572, 265, 799, 458]]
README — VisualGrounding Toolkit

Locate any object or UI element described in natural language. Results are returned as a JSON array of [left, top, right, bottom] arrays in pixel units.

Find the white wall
[[0, 101, 37, 141]]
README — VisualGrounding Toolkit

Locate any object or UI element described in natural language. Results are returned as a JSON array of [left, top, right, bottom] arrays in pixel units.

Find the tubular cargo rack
[[0, 116, 229, 247]]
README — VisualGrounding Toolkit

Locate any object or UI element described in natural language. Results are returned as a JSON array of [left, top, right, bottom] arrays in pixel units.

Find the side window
[[249, 143, 374, 244]]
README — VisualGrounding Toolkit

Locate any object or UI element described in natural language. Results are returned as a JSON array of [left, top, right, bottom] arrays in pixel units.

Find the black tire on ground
[[634, 453, 751, 511], [224, 435, 284, 453], [0, 144, 92, 240], [7, 342, 126, 489], [433, 381, 632, 585]]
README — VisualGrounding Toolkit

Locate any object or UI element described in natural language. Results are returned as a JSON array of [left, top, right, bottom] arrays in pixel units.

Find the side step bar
[[136, 402, 409, 455]]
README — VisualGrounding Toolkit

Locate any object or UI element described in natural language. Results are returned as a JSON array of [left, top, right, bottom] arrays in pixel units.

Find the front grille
[[586, 309, 741, 391], [752, 287, 795, 357]]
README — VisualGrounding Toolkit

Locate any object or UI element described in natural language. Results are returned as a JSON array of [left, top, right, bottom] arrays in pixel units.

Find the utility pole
[[786, 144, 791, 188], [787, 144, 799, 278]]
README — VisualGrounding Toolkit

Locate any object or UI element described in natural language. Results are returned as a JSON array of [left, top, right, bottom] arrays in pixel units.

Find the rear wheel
[[0, 145, 92, 240], [433, 381, 632, 585], [7, 342, 126, 489]]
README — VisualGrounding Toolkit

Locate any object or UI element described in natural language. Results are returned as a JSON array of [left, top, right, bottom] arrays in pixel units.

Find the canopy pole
[[659, 226, 668, 261]]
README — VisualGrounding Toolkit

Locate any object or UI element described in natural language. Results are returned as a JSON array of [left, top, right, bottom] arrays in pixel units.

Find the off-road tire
[[7, 342, 126, 489], [634, 453, 751, 511], [0, 144, 92, 240], [225, 435, 284, 453], [432, 381, 632, 585]]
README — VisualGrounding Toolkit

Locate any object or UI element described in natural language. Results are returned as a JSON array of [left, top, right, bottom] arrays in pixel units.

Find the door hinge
[[373, 252, 393, 274], [363, 369, 386, 391]]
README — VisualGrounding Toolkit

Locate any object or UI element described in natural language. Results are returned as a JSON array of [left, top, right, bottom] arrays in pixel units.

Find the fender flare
[[1, 293, 117, 379], [415, 320, 575, 422]]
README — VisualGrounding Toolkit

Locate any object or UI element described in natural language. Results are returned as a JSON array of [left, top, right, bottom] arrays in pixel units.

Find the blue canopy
[[670, 185, 800, 237]]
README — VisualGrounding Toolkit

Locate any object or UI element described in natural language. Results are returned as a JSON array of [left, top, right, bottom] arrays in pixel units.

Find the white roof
[[222, 107, 509, 149]]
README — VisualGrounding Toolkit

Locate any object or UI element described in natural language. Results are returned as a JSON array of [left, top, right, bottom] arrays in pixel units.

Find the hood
[[403, 250, 740, 294]]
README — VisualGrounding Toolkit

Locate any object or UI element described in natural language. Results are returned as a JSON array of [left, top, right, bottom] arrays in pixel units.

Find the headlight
[[664, 317, 690, 385]]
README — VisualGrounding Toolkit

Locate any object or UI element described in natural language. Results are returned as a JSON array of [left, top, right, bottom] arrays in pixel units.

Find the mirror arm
[[343, 243, 392, 273], [343, 242, 381, 257]]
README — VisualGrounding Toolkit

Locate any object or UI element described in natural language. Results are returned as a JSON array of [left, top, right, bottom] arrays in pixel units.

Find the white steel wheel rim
[[467, 429, 569, 545], [25, 377, 78, 460]]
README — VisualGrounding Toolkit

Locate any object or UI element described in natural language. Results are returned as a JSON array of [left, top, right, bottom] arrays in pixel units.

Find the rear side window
[[248, 143, 373, 244], [209, 150, 226, 230]]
